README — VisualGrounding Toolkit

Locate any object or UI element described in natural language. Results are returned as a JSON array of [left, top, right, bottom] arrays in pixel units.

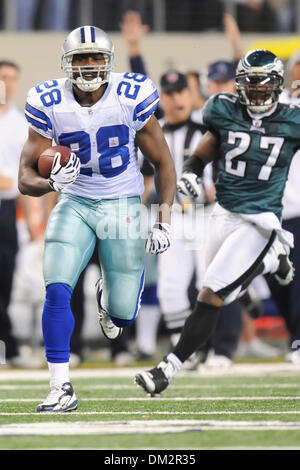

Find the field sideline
[[0, 363, 300, 450]]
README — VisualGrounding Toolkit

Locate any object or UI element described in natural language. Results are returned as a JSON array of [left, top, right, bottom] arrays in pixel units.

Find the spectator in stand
[[266, 0, 293, 32], [119, 10, 149, 75], [186, 71, 206, 124], [119, 1, 149, 23], [120, 10, 164, 119], [190, 13, 242, 124], [17, 0, 70, 31], [222, 12, 244, 63], [234, 0, 278, 32], [0, 60, 42, 367], [206, 60, 236, 95]]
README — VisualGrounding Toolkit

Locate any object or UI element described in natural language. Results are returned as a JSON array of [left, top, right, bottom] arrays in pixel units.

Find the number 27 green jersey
[[202, 93, 300, 219]]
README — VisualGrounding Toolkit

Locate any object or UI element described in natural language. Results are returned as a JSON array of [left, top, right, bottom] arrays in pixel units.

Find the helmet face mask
[[236, 49, 284, 113], [61, 26, 114, 92]]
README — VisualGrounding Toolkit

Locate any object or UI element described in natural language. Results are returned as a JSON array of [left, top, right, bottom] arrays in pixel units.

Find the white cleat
[[270, 239, 295, 286], [36, 380, 78, 413], [95, 279, 123, 340]]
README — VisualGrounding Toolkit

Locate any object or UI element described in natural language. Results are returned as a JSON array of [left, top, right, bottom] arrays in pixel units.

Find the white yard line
[[1, 396, 300, 402], [16, 446, 300, 450], [1, 363, 300, 381], [1, 419, 300, 435], [0, 383, 299, 390], [2, 410, 300, 416]]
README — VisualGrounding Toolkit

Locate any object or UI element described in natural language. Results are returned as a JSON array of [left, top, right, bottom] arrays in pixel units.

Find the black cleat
[[134, 359, 174, 396], [271, 240, 295, 286], [275, 253, 295, 285]]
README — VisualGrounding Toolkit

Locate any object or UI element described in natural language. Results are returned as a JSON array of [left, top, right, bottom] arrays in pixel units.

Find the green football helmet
[[236, 49, 284, 113]]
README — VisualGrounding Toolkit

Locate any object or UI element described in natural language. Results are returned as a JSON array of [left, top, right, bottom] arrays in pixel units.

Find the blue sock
[[42, 283, 74, 363], [109, 315, 136, 327]]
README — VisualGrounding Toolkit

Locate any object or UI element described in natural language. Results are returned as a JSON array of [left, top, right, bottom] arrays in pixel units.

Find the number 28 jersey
[[24, 73, 159, 199], [203, 93, 300, 219]]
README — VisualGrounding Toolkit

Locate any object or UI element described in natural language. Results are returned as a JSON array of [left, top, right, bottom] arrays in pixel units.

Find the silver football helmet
[[236, 49, 284, 113], [61, 26, 114, 92]]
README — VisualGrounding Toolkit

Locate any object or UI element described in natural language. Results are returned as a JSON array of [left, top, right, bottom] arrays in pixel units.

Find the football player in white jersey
[[18, 26, 176, 412]]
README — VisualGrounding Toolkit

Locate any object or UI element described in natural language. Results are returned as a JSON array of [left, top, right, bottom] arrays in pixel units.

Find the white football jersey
[[24, 73, 159, 199]]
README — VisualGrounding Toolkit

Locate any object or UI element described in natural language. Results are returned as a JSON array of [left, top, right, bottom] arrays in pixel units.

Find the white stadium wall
[[0, 32, 298, 108]]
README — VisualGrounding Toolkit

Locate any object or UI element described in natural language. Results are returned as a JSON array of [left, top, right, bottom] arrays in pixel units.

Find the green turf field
[[0, 364, 300, 450]]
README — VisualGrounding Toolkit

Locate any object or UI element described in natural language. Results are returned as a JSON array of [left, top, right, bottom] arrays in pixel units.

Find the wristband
[[182, 155, 205, 177], [153, 222, 171, 234]]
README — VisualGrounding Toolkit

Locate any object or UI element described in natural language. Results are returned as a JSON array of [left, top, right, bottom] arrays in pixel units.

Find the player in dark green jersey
[[201, 87, 300, 220], [135, 49, 296, 396]]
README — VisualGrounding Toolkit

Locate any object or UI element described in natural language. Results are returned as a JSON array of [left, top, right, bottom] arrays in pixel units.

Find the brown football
[[38, 145, 73, 178]]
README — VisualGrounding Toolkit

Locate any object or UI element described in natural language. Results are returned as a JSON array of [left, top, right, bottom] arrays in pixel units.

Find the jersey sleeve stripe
[[24, 113, 49, 132], [134, 100, 159, 122], [133, 90, 159, 121], [135, 98, 160, 118], [25, 103, 52, 129]]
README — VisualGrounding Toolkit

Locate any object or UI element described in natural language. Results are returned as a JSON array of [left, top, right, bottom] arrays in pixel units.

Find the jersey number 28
[[59, 125, 130, 178]]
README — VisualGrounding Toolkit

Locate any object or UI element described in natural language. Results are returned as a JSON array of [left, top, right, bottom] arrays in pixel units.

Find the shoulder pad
[[29, 79, 63, 108], [217, 93, 238, 104], [202, 93, 237, 135], [116, 73, 159, 129], [24, 81, 58, 138]]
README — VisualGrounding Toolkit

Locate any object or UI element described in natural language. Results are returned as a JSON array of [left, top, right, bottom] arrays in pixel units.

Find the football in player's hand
[[38, 145, 73, 178]]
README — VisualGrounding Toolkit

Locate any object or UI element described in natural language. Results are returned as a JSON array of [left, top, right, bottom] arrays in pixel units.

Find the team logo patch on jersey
[[109, 137, 119, 147], [250, 120, 265, 133]]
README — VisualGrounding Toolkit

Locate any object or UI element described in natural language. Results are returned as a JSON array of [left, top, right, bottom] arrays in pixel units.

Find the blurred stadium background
[[2, 0, 297, 356], [1, 0, 300, 451], [1, 0, 300, 107], [0, 0, 296, 356]]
